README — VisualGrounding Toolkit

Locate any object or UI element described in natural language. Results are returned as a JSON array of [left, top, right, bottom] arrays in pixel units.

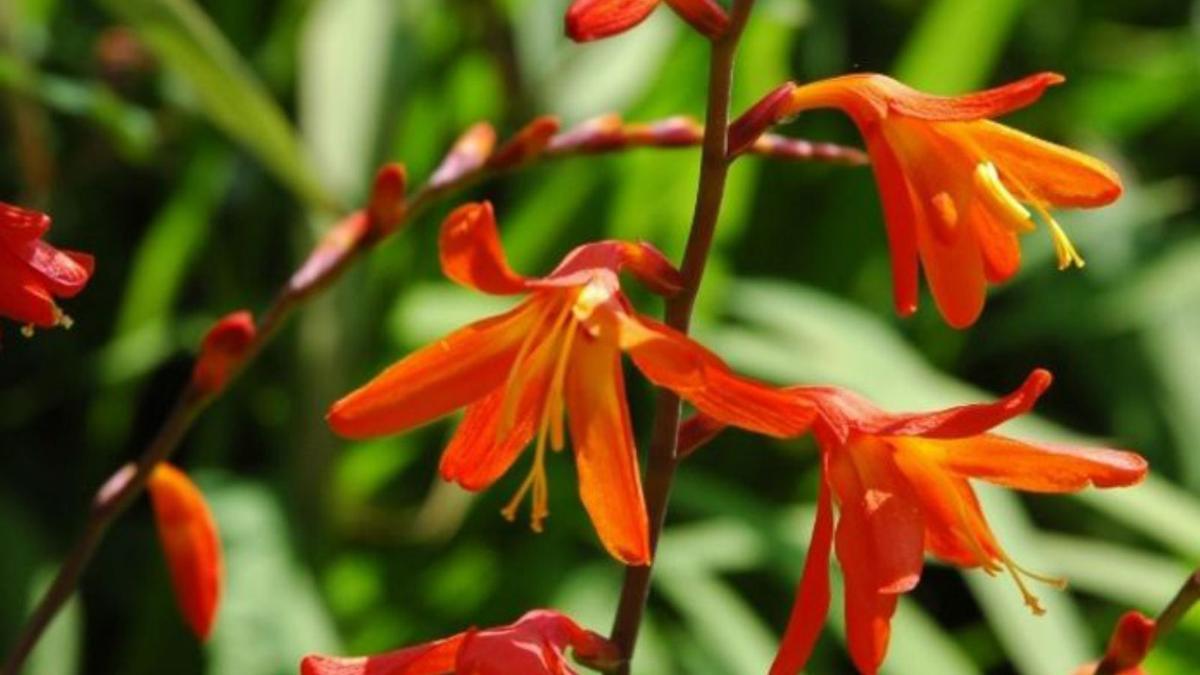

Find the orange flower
[[327, 202, 811, 564], [0, 202, 93, 338], [565, 0, 728, 42], [301, 609, 619, 675], [730, 73, 1122, 328], [680, 369, 1147, 675], [147, 463, 223, 640]]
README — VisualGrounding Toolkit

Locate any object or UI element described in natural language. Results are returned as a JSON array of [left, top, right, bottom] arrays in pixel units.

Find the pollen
[[973, 162, 1034, 233]]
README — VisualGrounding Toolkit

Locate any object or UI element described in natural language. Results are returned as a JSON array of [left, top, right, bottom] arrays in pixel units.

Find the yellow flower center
[[973, 160, 1085, 270]]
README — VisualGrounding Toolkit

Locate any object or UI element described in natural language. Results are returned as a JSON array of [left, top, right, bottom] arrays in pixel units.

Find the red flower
[[327, 202, 811, 564], [680, 369, 1147, 674], [0, 202, 93, 338], [301, 609, 619, 675], [147, 463, 223, 640], [565, 0, 728, 43], [730, 73, 1122, 327]]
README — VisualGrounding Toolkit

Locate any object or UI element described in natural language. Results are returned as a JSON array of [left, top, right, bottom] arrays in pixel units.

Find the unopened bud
[[489, 116, 561, 169], [548, 114, 624, 154], [368, 163, 407, 232], [429, 123, 497, 190], [192, 311, 256, 395], [729, 82, 799, 156]]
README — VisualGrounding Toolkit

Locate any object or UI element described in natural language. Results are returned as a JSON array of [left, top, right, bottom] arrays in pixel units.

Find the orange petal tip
[[191, 311, 256, 395], [148, 464, 223, 640]]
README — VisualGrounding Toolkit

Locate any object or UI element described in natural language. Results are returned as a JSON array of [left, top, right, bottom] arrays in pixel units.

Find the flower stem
[[607, 3, 757, 671]]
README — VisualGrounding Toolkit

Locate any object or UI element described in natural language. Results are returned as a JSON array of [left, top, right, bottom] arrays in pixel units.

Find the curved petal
[[934, 434, 1148, 493], [565, 330, 650, 565], [147, 464, 223, 641], [0, 201, 50, 246], [784, 72, 1064, 124], [876, 369, 1051, 438], [327, 300, 543, 439], [439, 202, 528, 295], [620, 313, 815, 438], [565, 0, 660, 42], [16, 242, 93, 296], [862, 129, 920, 317], [456, 610, 603, 675], [532, 241, 683, 297], [769, 473, 834, 675], [663, 0, 729, 38], [965, 120, 1123, 208], [301, 633, 465, 675], [829, 438, 925, 595]]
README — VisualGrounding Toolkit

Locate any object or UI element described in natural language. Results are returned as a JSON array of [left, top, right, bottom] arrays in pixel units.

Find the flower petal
[[0, 201, 50, 245], [971, 199, 1023, 283], [828, 439, 925, 596], [914, 186, 987, 329], [147, 464, 223, 641], [934, 434, 1148, 493], [0, 254, 58, 326], [439, 202, 528, 295], [620, 313, 815, 438], [876, 369, 1051, 438], [19, 242, 94, 296], [676, 412, 728, 458], [863, 129, 921, 317], [769, 474, 834, 675], [832, 449, 905, 675], [565, 0, 660, 42], [532, 240, 683, 296], [662, 0, 729, 38], [327, 299, 543, 439], [891, 444, 1001, 568], [301, 633, 465, 675], [964, 120, 1123, 208], [565, 330, 650, 565]]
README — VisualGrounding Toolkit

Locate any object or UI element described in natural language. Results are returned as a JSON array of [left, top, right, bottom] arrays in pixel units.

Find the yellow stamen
[[996, 550, 1067, 616], [1044, 212, 1086, 270], [499, 299, 572, 435], [973, 162, 1035, 233], [546, 321, 578, 452]]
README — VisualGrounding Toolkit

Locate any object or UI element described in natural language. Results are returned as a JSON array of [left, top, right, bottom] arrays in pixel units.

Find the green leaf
[[200, 472, 341, 675], [894, 0, 1027, 91], [102, 0, 337, 213]]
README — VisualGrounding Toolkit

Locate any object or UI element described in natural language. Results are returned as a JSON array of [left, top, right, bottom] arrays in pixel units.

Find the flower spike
[[0, 201, 93, 340], [329, 203, 810, 563], [147, 464, 223, 640], [731, 73, 1122, 327], [680, 370, 1147, 674]]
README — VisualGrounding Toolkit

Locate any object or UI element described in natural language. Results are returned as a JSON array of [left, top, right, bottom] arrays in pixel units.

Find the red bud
[[191, 311, 255, 394]]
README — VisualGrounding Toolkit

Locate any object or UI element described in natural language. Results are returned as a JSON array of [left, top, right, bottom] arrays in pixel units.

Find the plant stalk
[[607, 3, 757, 672]]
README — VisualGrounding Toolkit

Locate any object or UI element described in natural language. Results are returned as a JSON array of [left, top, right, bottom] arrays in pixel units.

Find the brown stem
[[607, 3, 757, 672], [0, 106, 864, 674]]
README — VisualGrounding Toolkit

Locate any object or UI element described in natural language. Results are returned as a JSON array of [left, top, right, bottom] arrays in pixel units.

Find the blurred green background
[[2, 0, 1199, 673]]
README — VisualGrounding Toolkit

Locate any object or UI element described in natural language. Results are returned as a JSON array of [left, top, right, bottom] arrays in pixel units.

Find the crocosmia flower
[[730, 73, 1122, 328], [0, 202, 93, 338], [327, 202, 811, 564], [680, 369, 1147, 675], [302, 609, 619, 675], [565, 0, 728, 42], [147, 463, 223, 640]]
